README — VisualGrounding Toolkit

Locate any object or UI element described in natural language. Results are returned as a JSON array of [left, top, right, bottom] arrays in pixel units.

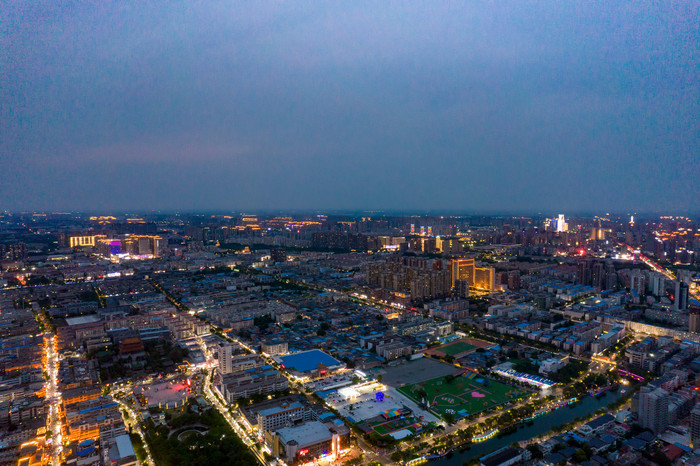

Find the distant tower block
[[557, 214, 567, 232]]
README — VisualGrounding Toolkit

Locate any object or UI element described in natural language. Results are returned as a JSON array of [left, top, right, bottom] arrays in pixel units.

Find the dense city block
[[1, 212, 699, 465]]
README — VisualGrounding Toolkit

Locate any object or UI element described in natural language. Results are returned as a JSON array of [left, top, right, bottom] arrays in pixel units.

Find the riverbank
[[428, 387, 627, 465]]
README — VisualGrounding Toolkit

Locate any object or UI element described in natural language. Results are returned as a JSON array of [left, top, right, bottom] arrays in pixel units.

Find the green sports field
[[398, 374, 526, 417], [438, 341, 477, 356], [369, 415, 423, 436]]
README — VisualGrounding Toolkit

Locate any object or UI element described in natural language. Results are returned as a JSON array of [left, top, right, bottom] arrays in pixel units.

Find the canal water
[[432, 387, 625, 465]]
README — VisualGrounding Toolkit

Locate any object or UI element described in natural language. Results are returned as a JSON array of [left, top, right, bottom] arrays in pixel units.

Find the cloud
[[0, 1, 697, 212]]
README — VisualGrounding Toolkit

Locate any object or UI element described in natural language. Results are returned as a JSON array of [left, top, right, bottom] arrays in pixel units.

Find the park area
[[425, 337, 494, 359], [398, 372, 527, 418]]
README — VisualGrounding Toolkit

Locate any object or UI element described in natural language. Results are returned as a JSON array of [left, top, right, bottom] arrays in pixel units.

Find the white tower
[[556, 214, 567, 232]]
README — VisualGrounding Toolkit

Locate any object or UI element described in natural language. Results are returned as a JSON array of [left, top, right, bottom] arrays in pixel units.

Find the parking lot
[[380, 357, 460, 387]]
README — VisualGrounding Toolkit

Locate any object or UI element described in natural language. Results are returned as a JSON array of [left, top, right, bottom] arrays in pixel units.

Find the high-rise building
[[421, 237, 436, 254], [629, 270, 646, 296], [691, 404, 700, 448], [473, 266, 495, 292], [638, 386, 669, 433], [449, 258, 494, 292], [590, 218, 605, 240], [690, 308, 700, 333], [218, 342, 234, 375], [96, 238, 122, 258], [591, 262, 605, 289], [677, 282, 689, 311], [270, 249, 287, 264], [648, 272, 666, 297], [450, 259, 475, 287], [556, 214, 567, 233], [454, 279, 470, 298], [7, 243, 27, 260]]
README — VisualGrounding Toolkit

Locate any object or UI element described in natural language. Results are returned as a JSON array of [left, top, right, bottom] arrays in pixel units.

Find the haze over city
[[2, 2, 700, 466], [2, 1, 698, 213]]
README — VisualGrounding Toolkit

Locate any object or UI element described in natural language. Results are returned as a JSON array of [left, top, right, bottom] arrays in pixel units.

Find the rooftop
[[65, 314, 101, 326], [277, 421, 332, 446], [278, 349, 343, 373]]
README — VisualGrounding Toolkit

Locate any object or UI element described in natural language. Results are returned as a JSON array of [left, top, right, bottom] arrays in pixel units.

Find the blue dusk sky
[[1, 1, 698, 213]]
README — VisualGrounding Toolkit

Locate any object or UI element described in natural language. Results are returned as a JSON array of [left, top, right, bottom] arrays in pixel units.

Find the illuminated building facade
[[556, 214, 567, 232], [270, 421, 343, 464], [367, 258, 451, 301], [450, 259, 495, 292], [69, 235, 97, 248], [474, 266, 495, 291], [121, 235, 163, 257], [451, 258, 475, 287], [94, 235, 162, 259], [96, 238, 121, 257]]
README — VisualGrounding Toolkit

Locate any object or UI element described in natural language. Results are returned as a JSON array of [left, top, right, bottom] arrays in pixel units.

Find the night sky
[[2, 2, 698, 213]]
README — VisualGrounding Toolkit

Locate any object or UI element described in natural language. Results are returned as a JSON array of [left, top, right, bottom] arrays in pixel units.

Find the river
[[431, 387, 626, 465]]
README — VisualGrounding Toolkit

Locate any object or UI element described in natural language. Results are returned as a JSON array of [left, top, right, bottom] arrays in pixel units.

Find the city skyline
[[3, 3, 700, 464], [2, 1, 698, 213], [1, 207, 700, 465]]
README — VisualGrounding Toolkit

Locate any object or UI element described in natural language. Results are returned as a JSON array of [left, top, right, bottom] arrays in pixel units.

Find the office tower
[[638, 386, 669, 433], [450, 258, 494, 292], [473, 266, 495, 292], [556, 214, 567, 232], [149, 236, 163, 257], [427, 226, 433, 236], [420, 226, 425, 236], [678, 282, 689, 311], [450, 259, 475, 287], [410, 224, 415, 235]]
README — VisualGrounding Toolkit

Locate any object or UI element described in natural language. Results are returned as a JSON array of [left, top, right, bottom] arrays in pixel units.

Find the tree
[[377, 374, 383, 383], [527, 444, 543, 459], [573, 449, 588, 463]]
